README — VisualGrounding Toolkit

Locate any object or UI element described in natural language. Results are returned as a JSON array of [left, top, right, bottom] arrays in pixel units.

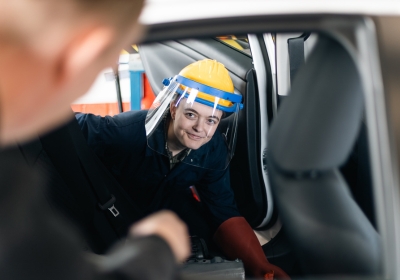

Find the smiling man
[[77, 59, 290, 279], [167, 103, 223, 152]]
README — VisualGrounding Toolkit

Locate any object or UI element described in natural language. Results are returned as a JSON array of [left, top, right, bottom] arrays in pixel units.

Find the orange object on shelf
[[71, 73, 155, 115], [71, 102, 130, 117], [141, 74, 156, 109]]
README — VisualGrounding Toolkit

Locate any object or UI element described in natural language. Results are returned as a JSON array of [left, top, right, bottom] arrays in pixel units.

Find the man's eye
[[186, 113, 196, 118], [207, 119, 217, 125]]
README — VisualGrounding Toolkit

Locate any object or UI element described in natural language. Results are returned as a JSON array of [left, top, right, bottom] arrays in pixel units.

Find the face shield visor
[[145, 75, 243, 171]]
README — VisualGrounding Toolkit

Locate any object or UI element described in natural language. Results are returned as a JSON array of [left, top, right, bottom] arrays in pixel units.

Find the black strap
[[67, 117, 143, 225], [67, 120, 116, 212], [39, 128, 96, 222], [287, 33, 310, 85], [31, 114, 143, 252], [39, 117, 139, 251], [38, 125, 117, 253]]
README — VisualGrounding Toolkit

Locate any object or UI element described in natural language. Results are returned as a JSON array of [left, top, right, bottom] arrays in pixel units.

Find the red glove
[[213, 217, 290, 280]]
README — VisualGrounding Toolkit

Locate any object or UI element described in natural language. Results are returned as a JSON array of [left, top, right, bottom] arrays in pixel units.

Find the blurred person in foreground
[[0, 1, 190, 279]]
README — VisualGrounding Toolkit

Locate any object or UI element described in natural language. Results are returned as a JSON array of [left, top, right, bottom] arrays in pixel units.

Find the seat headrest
[[269, 36, 364, 173]]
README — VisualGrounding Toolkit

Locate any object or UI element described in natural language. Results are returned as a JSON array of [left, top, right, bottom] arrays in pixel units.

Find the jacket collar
[[146, 117, 228, 170]]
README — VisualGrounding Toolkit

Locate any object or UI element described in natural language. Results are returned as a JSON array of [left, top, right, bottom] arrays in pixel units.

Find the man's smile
[[186, 132, 204, 140]]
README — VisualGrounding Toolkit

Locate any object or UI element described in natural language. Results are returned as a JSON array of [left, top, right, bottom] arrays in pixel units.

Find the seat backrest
[[19, 117, 140, 254], [267, 35, 382, 275], [19, 136, 110, 253], [340, 121, 376, 228]]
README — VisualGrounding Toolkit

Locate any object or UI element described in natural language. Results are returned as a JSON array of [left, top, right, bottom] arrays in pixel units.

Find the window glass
[[71, 46, 156, 116], [216, 35, 251, 56]]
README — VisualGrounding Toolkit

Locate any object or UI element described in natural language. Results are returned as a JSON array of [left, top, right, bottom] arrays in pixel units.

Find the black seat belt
[[287, 33, 310, 85], [37, 131, 96, 221], [68, 115, 142, 217], [37, 127, 118, 253], [67, 117, 143, 228], [38, 116, 143, 251], [68, 120, 119, 217]]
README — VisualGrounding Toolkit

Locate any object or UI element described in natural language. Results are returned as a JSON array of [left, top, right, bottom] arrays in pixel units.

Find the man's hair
[[70, 0, 144, 30], [0, 0, 144, 45]]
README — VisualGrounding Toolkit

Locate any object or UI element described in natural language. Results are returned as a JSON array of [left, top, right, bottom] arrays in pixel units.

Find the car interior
[[14, 27, 382, 279]]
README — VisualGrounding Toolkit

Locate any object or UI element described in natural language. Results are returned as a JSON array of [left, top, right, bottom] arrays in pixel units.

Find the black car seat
[[19, 116, 141, 254], [267, 35, 382, 275], [340, 121, 376, 228]]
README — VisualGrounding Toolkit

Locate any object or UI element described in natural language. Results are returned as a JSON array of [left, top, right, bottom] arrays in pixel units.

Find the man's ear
[[56, 26, 115, 85], [170, 101, 177, 120]]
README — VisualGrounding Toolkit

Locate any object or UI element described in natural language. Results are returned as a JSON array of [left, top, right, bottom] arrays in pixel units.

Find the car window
[[72, 37, 252, 116], [216, 35, 251, 56], [71, 47, 156, 116]]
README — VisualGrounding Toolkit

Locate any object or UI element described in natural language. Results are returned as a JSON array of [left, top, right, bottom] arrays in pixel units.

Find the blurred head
[[0, 0, 145, 146]]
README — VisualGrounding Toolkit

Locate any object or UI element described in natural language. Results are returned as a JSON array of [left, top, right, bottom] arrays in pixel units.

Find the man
[[0, 0, 190, 279], [77, 59, 290, 279]]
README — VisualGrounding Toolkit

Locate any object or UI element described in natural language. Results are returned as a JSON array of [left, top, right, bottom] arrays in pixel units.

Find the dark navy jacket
[[76, 110, 240, 228]]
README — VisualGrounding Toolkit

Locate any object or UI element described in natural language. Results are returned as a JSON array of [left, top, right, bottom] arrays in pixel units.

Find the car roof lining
[[139, 38, 253, 96]]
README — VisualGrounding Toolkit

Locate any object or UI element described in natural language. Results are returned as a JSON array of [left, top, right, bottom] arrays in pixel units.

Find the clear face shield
[[145, 75, 243, 171]]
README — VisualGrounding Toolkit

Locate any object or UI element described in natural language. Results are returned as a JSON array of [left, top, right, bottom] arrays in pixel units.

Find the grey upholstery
[[270, 37, 364, 172], [139, 42, 203, 95], [267, 36, 382, 275]]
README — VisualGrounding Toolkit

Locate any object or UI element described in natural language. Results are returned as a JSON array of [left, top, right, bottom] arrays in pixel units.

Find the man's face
[[170, 99, 223, 150]]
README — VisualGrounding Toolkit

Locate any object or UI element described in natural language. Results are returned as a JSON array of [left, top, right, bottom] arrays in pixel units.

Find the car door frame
[[140, 14, 398, 278]]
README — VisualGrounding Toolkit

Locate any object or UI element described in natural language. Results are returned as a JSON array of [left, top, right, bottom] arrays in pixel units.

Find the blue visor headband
[[163, 75, 243, 105], [175, 88, 242, 113]]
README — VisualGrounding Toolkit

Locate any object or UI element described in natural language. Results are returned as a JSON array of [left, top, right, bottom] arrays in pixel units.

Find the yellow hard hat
[[179, 59, 234, 93], [172, 59, 242, 112]]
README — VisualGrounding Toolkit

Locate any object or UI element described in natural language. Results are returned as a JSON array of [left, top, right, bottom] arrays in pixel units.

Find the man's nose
[[192, 120, 204, 132]]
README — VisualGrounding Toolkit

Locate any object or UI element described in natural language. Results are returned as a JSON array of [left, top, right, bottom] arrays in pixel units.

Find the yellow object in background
[[132, 45, 139, 52], [121, 45, 139, 55], [220, 39, 244, 50]]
